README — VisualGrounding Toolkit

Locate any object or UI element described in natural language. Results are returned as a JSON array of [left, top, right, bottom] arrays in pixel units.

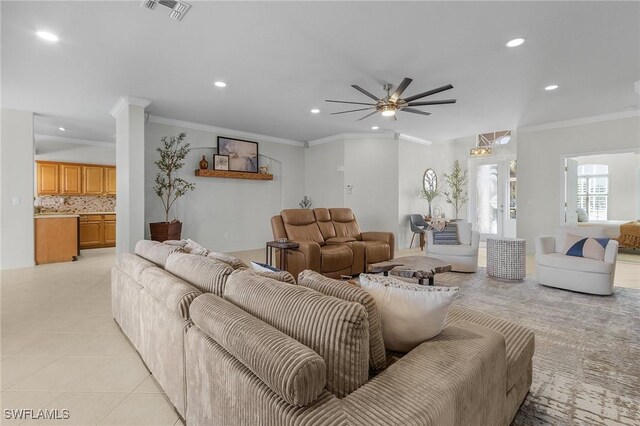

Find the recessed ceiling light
[[505, 38, 525, 48], [58, 127, 66, 131], [371, 126, 379, 130], [545, 84, 559, 91], [310, 109, 320, 114], [36, 31, 59, 42], [214, 81, 226, 88]]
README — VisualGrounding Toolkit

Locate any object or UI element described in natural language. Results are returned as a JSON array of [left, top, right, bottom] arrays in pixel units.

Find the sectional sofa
[[111, 240, 534, 425]]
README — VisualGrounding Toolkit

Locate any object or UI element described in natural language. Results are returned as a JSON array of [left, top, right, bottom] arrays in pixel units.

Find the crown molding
[[34, 134, 114, 147], [398, 133, 432, 146], [147, 115, 305, 147], [110, 96, 152, 119], [307, 132, 394, 146], [518, 110, 640, 133]]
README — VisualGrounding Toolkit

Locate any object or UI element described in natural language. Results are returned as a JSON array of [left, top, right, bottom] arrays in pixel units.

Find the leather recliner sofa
[[271, 208, 395, 278]]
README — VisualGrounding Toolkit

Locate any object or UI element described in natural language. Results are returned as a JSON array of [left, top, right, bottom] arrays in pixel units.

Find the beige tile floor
[[1, 244, 637, 425]]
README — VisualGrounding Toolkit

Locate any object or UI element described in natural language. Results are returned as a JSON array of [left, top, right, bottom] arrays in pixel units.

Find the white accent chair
[[425, 222, 480, 272], [535, 226, 618, 295]]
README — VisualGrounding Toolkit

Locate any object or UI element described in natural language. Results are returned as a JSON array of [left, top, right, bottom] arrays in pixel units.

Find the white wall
[[1, 109, 35, 269], [575, 152, 639, 221], [304, 140, 344, 208], [35, 143, 115, 165], [145, 122, 305, 252], [517, 116, 640, 252], [398, 140, 431, 249]]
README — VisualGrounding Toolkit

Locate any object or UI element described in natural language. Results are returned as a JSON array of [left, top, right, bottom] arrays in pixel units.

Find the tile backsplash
[[36, 195, 116, 213]]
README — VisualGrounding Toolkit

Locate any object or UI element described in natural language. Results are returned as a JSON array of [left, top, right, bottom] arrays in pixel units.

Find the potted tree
[[149, 132, 195, 242], [443, 160, 469, 220]]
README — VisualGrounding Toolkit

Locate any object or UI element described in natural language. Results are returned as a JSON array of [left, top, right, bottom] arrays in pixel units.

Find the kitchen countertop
[[34, 214, 80, 219]]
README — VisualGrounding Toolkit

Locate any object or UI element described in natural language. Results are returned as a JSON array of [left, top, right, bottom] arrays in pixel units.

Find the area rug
[[433, 269, 640, 425]]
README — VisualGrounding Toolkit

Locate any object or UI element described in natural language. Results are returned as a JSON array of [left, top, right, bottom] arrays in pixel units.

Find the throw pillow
[[358, 274, 459, 352], [432, 223, 460, 245], [250, 261, 279, 272], [184, 239, 210, 256], [564, 233, 609, 261], [577, 208, 589, 223]]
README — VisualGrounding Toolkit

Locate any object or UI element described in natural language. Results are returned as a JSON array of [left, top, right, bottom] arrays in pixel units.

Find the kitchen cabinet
[[37, 162, 60, 195], [35, 215, 79, 264], [60, 164, 83, 195], [83, 166, 105, 195], [35, 161, 116, 196], [79, 214, 116, 249], [105, 167, 117, 195]]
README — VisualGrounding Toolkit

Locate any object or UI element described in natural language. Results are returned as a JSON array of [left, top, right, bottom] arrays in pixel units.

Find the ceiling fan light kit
[[326, 78, 456, 121]]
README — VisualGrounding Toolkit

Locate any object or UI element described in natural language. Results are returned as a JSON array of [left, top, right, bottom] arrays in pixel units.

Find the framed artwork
[[214, 154, 229, 171], [217, 137, 258, 173]]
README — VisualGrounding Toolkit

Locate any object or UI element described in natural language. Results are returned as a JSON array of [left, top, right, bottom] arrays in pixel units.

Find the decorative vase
[[149, 221, 183, 242], [199, 155, 209, 170]]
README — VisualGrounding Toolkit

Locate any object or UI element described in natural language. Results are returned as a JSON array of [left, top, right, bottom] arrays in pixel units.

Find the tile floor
[[1, 244, 637, 425]]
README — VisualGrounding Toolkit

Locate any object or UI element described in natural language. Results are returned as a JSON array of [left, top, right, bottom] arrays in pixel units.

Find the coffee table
[[368, 256, 452, 286]]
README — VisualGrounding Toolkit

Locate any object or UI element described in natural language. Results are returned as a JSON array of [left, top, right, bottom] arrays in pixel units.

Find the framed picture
[[217, 137, 258, 173], [214, 154, 229, 171]]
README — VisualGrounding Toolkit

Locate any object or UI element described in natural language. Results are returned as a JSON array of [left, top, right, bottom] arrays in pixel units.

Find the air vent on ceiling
[[142, 0, 191, 21]]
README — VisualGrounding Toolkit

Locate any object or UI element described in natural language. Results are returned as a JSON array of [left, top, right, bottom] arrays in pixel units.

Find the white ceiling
[[2, 1, 639, 144]]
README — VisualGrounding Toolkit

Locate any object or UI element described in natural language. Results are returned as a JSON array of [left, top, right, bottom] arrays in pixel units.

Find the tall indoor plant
[[443, 160, 469, 220], [149, 132, 195, 242]]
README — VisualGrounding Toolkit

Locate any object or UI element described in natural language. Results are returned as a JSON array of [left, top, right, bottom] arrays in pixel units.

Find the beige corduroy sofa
[[111, 240, 534, 425]]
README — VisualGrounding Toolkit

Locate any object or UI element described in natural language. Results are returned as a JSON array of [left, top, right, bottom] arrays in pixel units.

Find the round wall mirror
[[423, 169, 437, 192]]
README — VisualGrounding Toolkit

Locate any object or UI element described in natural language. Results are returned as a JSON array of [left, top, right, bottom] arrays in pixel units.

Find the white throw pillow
[[358, 274, 459, 352]]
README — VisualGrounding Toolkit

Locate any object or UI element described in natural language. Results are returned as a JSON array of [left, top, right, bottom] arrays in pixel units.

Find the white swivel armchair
[[426, 222, 480, 272], [535, 226, 618, 295]]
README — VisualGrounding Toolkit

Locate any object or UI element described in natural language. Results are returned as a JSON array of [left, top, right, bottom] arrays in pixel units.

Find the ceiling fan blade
[[402, 84, 454, 103], [325, 100, 376, 106], [351, 84, 380, 101], [390, 78, 413, 102], [402, 108, 432, 116], [331, 107, 375, 115], [391, 114, 398, 121], [357, 111, 379, 121], [407, 99, 456, 107]]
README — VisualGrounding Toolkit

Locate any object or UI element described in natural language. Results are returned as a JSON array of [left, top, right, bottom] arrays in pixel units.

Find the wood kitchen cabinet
[[83, 166, 105, 195], [79, 214, 116, 249], [36, 161, 116, 196], [37, 162, 60, 195], [60, 164, 83, 195], [35, 216, 79, 264], [105, 167, 117, 195]]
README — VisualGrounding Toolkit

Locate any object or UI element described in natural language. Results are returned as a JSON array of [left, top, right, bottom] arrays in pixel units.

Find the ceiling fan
[[325, 78, 456, 121]]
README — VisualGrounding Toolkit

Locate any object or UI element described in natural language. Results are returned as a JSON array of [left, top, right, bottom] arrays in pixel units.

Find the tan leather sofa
[[271, 208, 395, 278]]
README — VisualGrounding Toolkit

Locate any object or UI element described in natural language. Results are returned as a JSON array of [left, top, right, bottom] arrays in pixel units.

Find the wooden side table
[[265, 241, 299, 271]]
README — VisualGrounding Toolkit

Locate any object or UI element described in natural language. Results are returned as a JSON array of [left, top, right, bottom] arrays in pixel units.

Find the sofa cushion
[[359, 274, 459, 352], [320, 244, 353, 272], [224, 269, 369, 398], [564, 234, 609, 261], [165, 252, 234, 296], [135, 240, 184, 267], [428, 242, 478, 257], [362, 240, 391, 264], [117, 253, 155, 282], [251, 270, 297, 285], [184, 239, 210, 256], [330, 208, 362, 240], [314, 208, 337, 240], [446, 306, 535, 391], [432, 223, 460, 245], [298, 270, 386, 372], [140, 267, 202, 319], [536, 252, 614, 274], [281, 209, 326, 244], [207, 252, 249, 270], [325, 237, 357, 244], [190, 294, 326, 407]]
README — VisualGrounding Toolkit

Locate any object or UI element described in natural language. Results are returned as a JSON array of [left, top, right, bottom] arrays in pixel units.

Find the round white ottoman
[[487, 237, 526, 280]]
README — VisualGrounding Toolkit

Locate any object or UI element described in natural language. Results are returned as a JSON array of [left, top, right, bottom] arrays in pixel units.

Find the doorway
[[468, 155, 517, 240]]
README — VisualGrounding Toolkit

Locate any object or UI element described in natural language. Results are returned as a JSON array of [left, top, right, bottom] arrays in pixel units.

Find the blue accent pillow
[[564, 234, 609, 261], [250, 261, 280, 272], [432, 223, 460, 245]]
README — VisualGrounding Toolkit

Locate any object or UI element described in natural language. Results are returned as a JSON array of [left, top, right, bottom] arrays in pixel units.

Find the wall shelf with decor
[[194, 169, 273, 181]]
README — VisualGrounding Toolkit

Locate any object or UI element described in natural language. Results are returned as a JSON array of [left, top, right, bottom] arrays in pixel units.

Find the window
[[477, 130, 512, 147], [577, 164, 608, 220]]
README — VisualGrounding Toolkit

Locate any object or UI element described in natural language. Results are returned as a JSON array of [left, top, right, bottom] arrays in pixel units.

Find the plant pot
[[149, 221, 183, 242]]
